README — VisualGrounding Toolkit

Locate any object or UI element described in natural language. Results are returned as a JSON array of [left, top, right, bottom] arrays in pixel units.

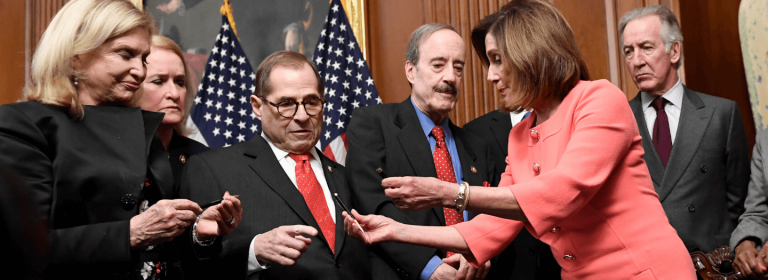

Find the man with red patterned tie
[[346, 24, 495, 280], [179, 51, 370, 279], [621, 6, 749, 254]]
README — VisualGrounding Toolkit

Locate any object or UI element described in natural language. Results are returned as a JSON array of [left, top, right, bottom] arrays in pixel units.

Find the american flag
[[315, 0, 381, 165], [189, 15, 260, 148]]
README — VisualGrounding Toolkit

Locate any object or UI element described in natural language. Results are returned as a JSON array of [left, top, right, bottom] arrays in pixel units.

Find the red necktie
[[289, 153, 335, 253], [651, 97, 672, 166], [431, 126, 464, 258]]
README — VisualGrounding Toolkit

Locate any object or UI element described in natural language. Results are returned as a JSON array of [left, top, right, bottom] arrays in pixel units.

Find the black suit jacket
[[0, 102, 173, 279], [168, 131, 208, 191], [346, 98, 495, 280], [179, 135, 371, 280], [629, 87, 750, 252], [463, 110, 561, 280]]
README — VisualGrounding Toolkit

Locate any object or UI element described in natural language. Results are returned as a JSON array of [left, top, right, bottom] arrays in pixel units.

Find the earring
[[73, 77, 79, 86]]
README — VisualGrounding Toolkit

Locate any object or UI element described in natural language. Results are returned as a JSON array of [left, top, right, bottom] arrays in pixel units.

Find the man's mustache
[[433, 83, 457, 94]]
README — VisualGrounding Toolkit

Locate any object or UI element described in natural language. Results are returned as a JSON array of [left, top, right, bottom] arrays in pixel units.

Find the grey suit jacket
[[731, 130, 768, 249], [629, 86, 749, 252]]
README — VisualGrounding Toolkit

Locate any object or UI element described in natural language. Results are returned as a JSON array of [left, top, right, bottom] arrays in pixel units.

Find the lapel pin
[[328, 166, 333, 173], [376, 167, 383, 174], [471, 166, 477, 174], [179, 155, 186, 164]]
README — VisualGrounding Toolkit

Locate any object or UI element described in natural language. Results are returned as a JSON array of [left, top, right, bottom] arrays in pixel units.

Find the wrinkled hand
[[253, 225, 317, 266], [443, 254, 490, 280], [429, 263, 457, 280], [196, 192, 242, 240], [342, 209, 398, 245], [734, 240, 768, 278], [382, 177, 455, 211], [129, 199, 202, 248]]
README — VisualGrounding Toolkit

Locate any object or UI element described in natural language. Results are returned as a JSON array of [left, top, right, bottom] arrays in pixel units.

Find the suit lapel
[[629, 96, 665, 188], [394, 99, 445, 225], [244, 137, 327, 249], [141, 110, 174, 199], [657, 87, 713, 202], [452, 124, 482, 186], [320, 153, 347, 259], [489, 111, 513, 155]]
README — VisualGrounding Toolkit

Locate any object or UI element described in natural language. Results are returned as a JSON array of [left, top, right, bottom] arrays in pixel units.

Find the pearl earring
[[73, 77, 79, 86]]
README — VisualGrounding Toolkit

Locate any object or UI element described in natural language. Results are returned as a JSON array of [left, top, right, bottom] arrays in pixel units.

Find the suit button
[[533, 163, 540, 175], [529, 247, 536, 255], [121, 194, 135, 208], [688, 205, 695, 212], [530, 129, 539, 141], [179, 155, 186, 164], [700, 165, 707, 173], [563, 255, 574, 261], [550, 227, 560, 233]]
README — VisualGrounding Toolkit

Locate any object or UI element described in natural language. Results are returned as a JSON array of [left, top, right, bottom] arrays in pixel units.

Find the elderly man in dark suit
[[620, 5, 749, 254], [180, 51, 370, 279], [345, 23, 495, 280]]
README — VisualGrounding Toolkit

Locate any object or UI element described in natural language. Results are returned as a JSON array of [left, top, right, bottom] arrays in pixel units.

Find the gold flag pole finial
[[220, 0, 239, 39]]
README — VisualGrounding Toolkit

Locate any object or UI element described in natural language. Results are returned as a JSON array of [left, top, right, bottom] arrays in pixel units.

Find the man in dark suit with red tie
[[620, 6, 749, 254], [179, 51, 370, 279], [345, 23, 495, 280]]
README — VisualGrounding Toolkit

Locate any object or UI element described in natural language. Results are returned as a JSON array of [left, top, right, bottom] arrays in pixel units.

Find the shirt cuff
[[420, 255, 443, 280], [248, 234, 270, 273], [463, 210, 468, 221]]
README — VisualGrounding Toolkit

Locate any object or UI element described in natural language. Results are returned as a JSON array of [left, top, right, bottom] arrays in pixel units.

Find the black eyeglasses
[[261, 97, 326, 118]]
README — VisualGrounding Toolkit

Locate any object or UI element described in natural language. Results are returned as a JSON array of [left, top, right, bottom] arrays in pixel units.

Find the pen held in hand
[[201, 194, 240, 209], [333, 193, 365, 233]]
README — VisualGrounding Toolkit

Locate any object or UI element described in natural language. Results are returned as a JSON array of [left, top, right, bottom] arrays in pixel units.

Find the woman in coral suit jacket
[[342, 1, 695, 279]]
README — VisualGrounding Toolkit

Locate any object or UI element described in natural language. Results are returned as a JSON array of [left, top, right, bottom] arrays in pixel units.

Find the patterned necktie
[[651, 97, 672, 166], [288, 153, 335, 253], [430, 126, 464, 258]]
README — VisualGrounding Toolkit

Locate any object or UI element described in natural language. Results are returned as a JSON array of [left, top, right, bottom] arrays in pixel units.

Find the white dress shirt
[[510, 110, 530, 127], [640, 79, 683, 143], [248, 134, 336, 274]]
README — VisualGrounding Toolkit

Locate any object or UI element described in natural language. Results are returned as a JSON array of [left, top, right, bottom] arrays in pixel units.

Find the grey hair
[[618, 5, 683, 68], [405, 23, 458, 66]]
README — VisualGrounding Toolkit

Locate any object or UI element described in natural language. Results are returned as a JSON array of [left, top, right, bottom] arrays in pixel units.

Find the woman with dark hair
[[343, 1, 695, 279]]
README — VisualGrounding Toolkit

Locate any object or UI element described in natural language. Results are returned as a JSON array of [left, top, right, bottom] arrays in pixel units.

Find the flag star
[[204, 112, 212, 121], [332, 4, 339, 12], [216, 34, 221, 41], [238, 108, 247, 116], [238, 121, 246, 130], [325, 130, 331, 140], [218, 75, 225, 84], [240, 82, 247, 91], [318, 42, 325, 50], [250, 73, 256, 80], [213, 127, 220, 136], [219, 61, 226, 70], [227, 92, 235, 100], [208, 59, 218, 67], [335, 119, 345, 129], [221, 49, 228, 57], [225, 117, 234, 126], [337, 36, 345, 44], [206, 87, 214, 94], [366, 77, 374, 86], [365, 90, 372, 99], [329, 32, 335, 40], [225, 104, 234, 113], [215, 101, 223, 110], [205, 100, 214, 107], [330, 18, 337, 26], [231, 41, 235, 48], [249, 85, 256, 93], [239, 96, 248, 104], [356, 59, 365, 68], [315, 56, 323, 65], [228, 78, 236, 87], [340, 94, 349, 102], [353, 87, 362, 95], [328, 88, 336, 97], [224, 130, 232, 139], [325, 73, 330, 81], [351, 100, 360, 108], [356, 73, 363, 81], [250, 123, 259, 133], [325, 101, 333, 112], [224, 143, 231, 147], [240, 69, 246, 77], [230, 54, 238, 62], [214, 114, 221, 123], [194, 96, 202, 104], [222, 36, 229, 44], [217, 89, 224, 97], [238, 56, 246, 64], [376, 97, 383, 104], [229, 66, 238, 74], [321, 29, 326, 37], [208, 73, 216, 81], [346, 55, 354, 64], [337, 107, 347, 116], [212, 46, 219, 54], [223, 22, 230, 31], [330, 75, 338, 84], [237, 134, 245, 142], [344, 68, 352, 76], [198, 83, 203, 91], [325, 116, 332, 125], [334, 48, 343, 57], [327, 46, 334, 55], [250, 112, 257, 119], [342, 81, 350, 89], [348, 41, 356, 50], [332, 61, 341, 70], [340, 23, 347, 31]]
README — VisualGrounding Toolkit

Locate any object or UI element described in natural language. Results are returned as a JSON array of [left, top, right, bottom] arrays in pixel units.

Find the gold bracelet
[[455, 182, 469, 213]]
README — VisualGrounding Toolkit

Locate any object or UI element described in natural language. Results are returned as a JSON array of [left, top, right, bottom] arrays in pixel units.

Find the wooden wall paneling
[[0, 0, 27, 105], [553, 0, 611, 83]]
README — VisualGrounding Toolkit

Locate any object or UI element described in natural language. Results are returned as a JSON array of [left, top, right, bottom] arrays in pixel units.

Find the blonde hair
[[146, 35, 193, 135], [23, 0, 154, 118]]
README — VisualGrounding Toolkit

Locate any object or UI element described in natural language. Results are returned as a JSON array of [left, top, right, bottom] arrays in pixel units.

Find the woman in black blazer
[[0, 1, 240, 279]]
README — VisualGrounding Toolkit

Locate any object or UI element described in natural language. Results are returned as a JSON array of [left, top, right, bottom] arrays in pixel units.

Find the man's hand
[[342, 209, 399, 245], [382, 177, 457, 211], [443, 254, 490, 280], [196, 192, 242, 240], [734, 239, 768, 278], [253, 225, 317, 266], [429, 263, 457, 280], [129, 199, 202, 248]]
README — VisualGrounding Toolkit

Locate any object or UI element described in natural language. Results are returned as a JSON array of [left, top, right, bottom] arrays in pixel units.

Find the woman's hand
[[443, 254, 491, 280], [734, 240, 768, 278], [382, 177, 457, 211], [129, 199, 202, 248], [196, 191, 242, 240], [342, 209, 399, 245]]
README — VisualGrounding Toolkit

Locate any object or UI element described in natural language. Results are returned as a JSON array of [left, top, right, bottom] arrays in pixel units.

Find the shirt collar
[[261, 133, 321, 163], [641, 79, 683, 109], [411, 98, 450, 138]]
